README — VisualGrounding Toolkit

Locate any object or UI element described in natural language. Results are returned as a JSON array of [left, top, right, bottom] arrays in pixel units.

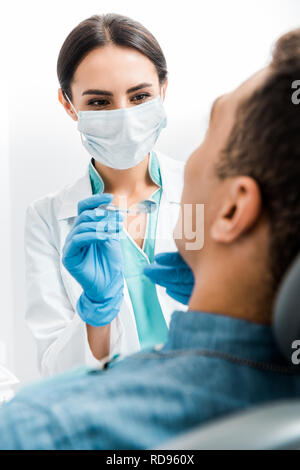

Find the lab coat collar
[[57, 152, 183, 221]]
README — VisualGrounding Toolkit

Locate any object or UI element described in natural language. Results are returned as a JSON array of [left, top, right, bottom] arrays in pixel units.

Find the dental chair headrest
[[273, 253, 300, 363]]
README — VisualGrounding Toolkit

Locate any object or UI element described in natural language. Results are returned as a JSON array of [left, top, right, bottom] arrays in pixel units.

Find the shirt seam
[[126, 348, 299, 375]]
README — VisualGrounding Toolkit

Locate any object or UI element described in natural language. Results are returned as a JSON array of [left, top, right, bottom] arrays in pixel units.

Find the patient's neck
[[188, 263, 274, 325]]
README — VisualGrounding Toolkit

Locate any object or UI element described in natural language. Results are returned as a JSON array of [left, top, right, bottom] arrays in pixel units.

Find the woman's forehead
[[72, 45, 159, 92]]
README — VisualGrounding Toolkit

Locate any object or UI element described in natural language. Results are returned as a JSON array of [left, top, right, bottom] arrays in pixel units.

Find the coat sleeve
[[24, 203, 91, 377]]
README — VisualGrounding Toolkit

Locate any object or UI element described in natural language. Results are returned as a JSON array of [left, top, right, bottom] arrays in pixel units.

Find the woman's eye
[[88, 99, 110, 108], [131, 93, 150, 103]]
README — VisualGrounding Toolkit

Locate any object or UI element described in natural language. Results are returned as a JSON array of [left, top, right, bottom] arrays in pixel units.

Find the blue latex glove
[[62, 193, 124, 327], [144, 251, 194, 305]]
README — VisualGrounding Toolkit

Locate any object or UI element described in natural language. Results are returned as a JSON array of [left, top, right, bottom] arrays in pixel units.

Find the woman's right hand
[[62, 193, 125, 327]]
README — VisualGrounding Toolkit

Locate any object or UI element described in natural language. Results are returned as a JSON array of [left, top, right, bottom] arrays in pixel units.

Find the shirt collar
[[164, 310, 287, 366], [89, 151, 162, 195]]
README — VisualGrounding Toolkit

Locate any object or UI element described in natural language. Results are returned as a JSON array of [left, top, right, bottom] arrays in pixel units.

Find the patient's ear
[[58, 88, 78, 121], [211, 176, 261, 243]]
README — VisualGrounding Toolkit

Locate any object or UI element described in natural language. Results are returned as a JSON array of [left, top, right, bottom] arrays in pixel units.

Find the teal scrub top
[[89, 152, 168, 349]]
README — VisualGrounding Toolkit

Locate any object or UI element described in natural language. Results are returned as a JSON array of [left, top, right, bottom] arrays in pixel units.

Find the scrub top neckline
[[89, 151, 162, 194], [89, 151, 163, 257]]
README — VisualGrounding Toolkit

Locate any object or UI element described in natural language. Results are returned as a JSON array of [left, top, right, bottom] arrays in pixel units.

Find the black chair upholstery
[[273, 253, 300, 364]]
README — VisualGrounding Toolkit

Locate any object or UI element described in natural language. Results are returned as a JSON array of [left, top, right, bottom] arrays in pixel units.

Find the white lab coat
[[25, 152, 185, 377]]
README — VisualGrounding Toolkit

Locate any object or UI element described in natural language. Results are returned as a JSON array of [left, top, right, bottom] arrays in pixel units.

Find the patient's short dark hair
[[217, 29, 300, 289]]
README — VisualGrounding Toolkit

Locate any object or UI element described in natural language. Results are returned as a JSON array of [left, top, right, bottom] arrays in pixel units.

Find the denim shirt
[[0, 310, 300, 450]]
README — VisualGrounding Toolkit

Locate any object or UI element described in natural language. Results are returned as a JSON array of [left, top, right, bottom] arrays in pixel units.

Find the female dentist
[[25, 14, 185, 377]]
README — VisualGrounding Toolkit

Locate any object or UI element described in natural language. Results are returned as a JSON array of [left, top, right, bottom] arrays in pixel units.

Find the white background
[[2, 0, 300, 383]]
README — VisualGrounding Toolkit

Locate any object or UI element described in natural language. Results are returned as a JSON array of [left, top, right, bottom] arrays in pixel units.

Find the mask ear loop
[[64, 92, 79, 119], [160, 86, 165, 101], [64, 92, 88, 148]]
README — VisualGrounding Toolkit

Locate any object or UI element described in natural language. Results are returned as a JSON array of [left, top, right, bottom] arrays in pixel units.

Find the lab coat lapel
[[57, 169, 92, 221], [56, 170, 92, 309]]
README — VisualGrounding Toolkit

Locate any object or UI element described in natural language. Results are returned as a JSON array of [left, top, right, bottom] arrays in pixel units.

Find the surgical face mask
[[66, 92, 167, 170]]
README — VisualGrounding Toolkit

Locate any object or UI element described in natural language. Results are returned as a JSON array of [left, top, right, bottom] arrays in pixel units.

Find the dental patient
[[1, 28, 300, 449]]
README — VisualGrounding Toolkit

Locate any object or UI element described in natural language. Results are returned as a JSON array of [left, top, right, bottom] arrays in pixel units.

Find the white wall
[[6, 0, 300, 383], [0, 13, 14, 371]]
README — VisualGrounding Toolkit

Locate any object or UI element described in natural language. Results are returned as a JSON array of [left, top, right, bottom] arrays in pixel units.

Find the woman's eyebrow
[[81, 83, 153, 97], [82, 89, 113, 96], [126, 83, 153, 94]]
